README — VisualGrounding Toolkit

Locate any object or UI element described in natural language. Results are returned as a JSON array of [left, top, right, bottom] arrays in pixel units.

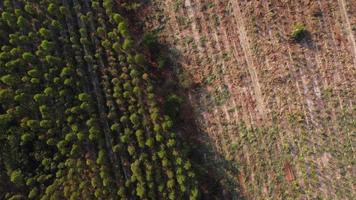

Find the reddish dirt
[[283, 162, 295, 182]]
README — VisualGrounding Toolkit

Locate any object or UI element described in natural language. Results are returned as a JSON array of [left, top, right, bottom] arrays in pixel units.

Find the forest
[[1, 0, 355, 200], [0, 0, 200, 199]]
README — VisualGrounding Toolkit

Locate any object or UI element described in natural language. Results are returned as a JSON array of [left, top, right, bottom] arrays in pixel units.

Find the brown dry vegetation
[[139, 0, 355, 199]]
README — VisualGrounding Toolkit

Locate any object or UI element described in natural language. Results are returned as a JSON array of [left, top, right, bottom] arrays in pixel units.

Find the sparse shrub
[[178, 71, 193, 89], [142, 33, 159, 51], [157, 56, 168, 69], [163, 94, 183, 120], [291, 23, 307, 42], [122, 3, 142, 11]]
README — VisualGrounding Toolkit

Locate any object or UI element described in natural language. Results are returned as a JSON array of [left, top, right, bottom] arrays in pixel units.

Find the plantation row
[[0, 0, 198, 199]]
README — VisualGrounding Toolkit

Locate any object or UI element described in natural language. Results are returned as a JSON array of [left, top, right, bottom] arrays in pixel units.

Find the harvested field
[[140, 0, 356, 199]]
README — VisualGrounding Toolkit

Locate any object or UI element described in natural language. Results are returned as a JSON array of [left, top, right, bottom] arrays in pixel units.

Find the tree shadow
[[127, 7, 244, 198], [153, 43, 244, 199], [292, 30, 316, 50]]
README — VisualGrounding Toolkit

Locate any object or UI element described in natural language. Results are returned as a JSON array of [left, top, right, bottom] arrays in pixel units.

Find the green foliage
[[112, 144, 121, 153], [136, 184, 145, 198], [39, 28, 51, 38], [0, 88, 13, 102], [153, 124, 161, 133], [1, 11, 12, 22], [120, 115, 128, 123], [112, 42, 121, 52], [184, 161, 191, 170], [46, 138, 56, 146], [162, 119, 173, 131], [63, 78, 74, 86], [44, 87, 54, 96], [0, 2, 200, 199], [122, 2, 142, 11], [78, 93, 90, 101], [50, 20, 61, 29], [1, 74, 19, 86], [47, 3, 57, 14], [163, 94, 183, 120], [40, 40, 54, 51], [101, 39, 111, 49], [26, 119, 39, 130], [70, 144, 79, 156], [89, 127, 100, 140], [155, 133, 163, 142], [24, 4, 35, 14], [167, 139, 176, 147], [145, 138, 154, 148], [291, 23, 307, 41], [39, 105, 50, 117], [127, 54, 134, 63], [118, 22, 129, 38], [59, 6, 69, 15], [113, 14, 124, 24], [21, 133, 33, 143], [92, 1, 100, 9], [65, 133, 76, 142], [122, 39, 133, 50], [8, 195, 25, 200], [60, 67, 73, 77], [178, 71, 193, 89], [22, 52, 35, 61], [189, 187, 199, 200], [10, 170, 24, 185], [127, 145, 136, 155], [123, 82, 132, 91], [129, 113, 139, 126], [76, 132, 86, 141], [142, 33, 158, 49], [25, 178, 35, 187], [0, 114, 12, 129], [27, 69, 41, 78], [16, 16, 27, 28], [134, 54, 145, 64]]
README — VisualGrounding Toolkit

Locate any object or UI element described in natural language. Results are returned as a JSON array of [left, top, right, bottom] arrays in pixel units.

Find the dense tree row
[[0, 0, 199, 199]]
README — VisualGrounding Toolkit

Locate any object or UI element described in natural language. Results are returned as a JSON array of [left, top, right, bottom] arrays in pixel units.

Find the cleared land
[[141, 0, 356, 199]]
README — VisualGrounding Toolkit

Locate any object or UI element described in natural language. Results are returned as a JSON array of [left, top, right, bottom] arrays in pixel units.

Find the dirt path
[[230, 0, 266, 120], [338, 0, 356, 67]]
